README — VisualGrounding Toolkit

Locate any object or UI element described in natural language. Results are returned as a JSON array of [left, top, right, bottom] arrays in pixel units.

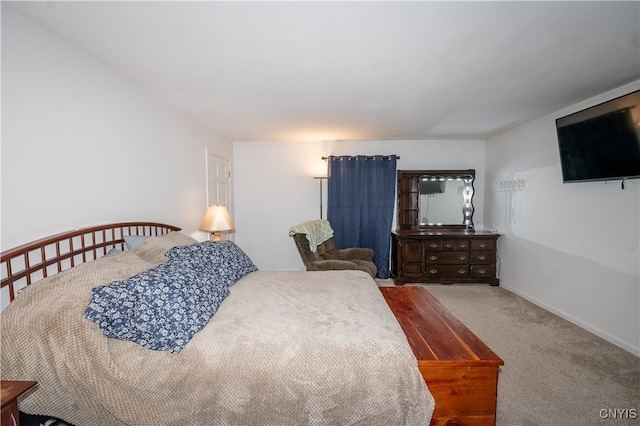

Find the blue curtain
[[326, 155, 397, 278]]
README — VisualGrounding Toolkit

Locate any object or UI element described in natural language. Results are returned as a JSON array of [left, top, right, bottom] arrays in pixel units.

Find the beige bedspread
[[1, 244, 434, 425]]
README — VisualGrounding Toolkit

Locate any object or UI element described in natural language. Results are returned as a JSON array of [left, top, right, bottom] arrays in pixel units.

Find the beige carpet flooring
[[377, 280, 639, 426]]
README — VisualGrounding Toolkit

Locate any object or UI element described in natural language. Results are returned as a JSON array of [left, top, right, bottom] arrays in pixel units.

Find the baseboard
[[500, 282, 640, 357]]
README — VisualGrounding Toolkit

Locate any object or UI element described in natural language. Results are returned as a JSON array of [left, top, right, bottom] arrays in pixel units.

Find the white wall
[[233, 139, 486, 271], [485, 81, 640, 355], [1, 6, 233, 255]]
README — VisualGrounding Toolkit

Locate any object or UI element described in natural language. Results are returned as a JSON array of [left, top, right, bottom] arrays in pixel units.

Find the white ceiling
[[6, 1, 640, 142]]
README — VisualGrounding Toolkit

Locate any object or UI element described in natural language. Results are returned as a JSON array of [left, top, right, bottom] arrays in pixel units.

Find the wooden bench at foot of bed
[[380, 286, 504, 426]]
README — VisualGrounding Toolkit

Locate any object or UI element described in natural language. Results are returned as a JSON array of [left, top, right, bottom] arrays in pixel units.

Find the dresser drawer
[[471, 239, 496, 251], [441, 239, 469, 251], [426, 252, 469, 264], [425, 240, 442, 251], [470, 264, 497, 278], [426, 265, 469, 278], [470, 251, 495, 264]]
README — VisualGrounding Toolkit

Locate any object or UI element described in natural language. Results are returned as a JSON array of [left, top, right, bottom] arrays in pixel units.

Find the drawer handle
[[479, 243, 487, 248], [458, 255, 467, 260], [477, 268, 487, 274], [429, 255, 438, 261], [478, 255, 487, 261], [429, 269, 438, 274], [444, 243, 452, 248], [429, 243, 438, 248], [458, 269, 466, 274]]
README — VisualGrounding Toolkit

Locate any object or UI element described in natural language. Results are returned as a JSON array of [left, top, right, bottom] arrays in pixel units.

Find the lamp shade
[[199, 205, 234, 241]]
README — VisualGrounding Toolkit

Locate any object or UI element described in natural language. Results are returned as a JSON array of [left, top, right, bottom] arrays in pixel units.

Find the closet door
[[206, 150, 232, 228]]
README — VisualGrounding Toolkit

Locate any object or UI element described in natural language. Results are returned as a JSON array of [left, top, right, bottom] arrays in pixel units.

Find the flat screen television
[[555, 90, 640, 183]]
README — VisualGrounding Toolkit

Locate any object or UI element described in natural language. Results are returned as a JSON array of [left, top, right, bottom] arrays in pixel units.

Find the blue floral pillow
[[85, 260, 229, 353], [165, 241, 258, 287]]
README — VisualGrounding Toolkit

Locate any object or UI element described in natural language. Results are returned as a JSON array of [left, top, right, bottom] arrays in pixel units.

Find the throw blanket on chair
[[288, 219, 334, 252]]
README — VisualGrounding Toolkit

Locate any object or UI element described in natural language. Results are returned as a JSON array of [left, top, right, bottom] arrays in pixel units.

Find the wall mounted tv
[[556, 90, 640, 183]]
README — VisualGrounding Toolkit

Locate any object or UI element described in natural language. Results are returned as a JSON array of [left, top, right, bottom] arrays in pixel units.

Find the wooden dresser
[[391, 230, 500, 285], [393, 169, 500, 285], [381, 286, 503, 426]]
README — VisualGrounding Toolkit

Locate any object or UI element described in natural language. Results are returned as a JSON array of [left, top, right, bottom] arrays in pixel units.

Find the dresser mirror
[[397, 170, 475, 230]]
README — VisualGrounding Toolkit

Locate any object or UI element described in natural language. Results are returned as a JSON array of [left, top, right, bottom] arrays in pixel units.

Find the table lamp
[[199, 205, 234, 242]]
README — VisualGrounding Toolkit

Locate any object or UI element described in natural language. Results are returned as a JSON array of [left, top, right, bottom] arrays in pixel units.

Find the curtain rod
[[321, 155, 400, 160]]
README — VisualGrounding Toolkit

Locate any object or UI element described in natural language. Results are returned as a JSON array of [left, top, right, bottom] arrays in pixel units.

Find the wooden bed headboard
[[1, 222, 180, 303]]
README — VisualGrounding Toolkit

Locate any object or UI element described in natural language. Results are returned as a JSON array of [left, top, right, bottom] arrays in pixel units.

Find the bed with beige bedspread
[[1, 231, 434, 425]]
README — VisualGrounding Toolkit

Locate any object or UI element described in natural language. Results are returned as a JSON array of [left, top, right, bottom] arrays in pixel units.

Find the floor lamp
[[313, 176, 327, 219]]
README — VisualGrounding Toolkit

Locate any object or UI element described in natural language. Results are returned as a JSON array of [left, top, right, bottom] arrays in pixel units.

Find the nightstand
[[1, 381, 37, 426]]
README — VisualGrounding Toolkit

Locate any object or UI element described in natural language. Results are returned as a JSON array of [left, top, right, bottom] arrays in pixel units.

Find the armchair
[[289, 220, 377, 278]]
